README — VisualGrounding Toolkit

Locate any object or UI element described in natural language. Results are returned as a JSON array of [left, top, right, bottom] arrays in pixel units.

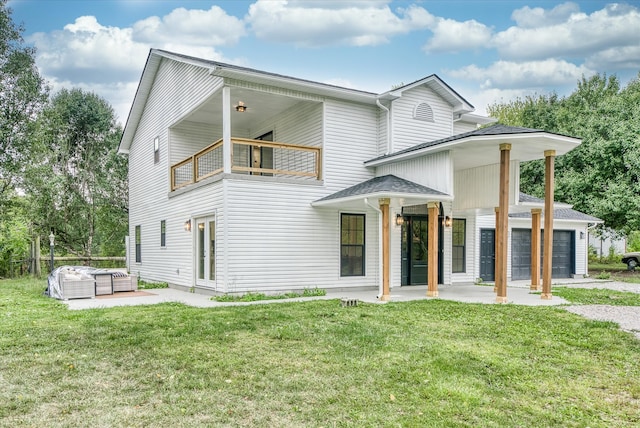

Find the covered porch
[[359, 125, 582, 302]]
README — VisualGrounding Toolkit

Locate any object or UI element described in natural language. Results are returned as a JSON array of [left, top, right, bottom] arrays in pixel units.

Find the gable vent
[[414, 102, 434, 122]]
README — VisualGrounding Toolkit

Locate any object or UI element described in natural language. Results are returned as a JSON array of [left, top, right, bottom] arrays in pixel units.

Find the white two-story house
[[119, 49, 600, 300]]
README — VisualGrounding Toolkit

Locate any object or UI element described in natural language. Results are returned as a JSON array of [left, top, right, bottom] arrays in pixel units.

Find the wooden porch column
[[379, 198, 391, 301], [494, 207, 500, 293], [496, 143, 511, 303], [530, 208, 542, 291], [222, 86, 232, 174], [542, 150, 556, 299], [427, 202, 439, 297]]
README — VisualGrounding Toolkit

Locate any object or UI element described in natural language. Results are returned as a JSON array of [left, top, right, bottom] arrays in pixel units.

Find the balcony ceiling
[[182, 87, 308, 132]]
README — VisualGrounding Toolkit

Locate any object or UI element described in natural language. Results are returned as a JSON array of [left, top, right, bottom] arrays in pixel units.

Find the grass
[[554, 287, 640, 306], [2, 278, 640, 427], [137, 280, 169, 290], [213, 287, 326, 302]]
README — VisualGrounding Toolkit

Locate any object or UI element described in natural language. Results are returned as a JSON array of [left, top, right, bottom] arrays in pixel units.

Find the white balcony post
[[222, 86, 232, 174]]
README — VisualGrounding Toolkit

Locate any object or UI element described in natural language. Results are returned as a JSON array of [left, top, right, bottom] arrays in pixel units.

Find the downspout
[[376, 99, 392, 155], [364, 198, 383, 299]]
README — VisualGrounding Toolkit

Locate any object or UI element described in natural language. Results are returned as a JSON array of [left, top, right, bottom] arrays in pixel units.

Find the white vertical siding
[[376, 151, 453, 194], [222, 178, 379, 292], [323, 99, 378, 191], [454, 161, 520, 211], [170, 122, 223, 163], [391, 86, 453, 152], [127, 59, 224, 285], [451, 213, 476, 284]]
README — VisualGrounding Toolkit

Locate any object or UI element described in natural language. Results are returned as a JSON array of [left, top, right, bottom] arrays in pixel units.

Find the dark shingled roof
[[367, 124, 559, 164], [519, 192, 544, 204], [510, 208, 602, 222], [315, 174, 448, 203]]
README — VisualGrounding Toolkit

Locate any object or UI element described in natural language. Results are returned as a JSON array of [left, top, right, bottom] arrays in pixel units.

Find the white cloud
[[449, 59, 594, 90], [132, 6, 245, 45], [493, 3, 640, 64], [511, 2, 581, 28], [423, 17, 492, 53], [246, 0, 425, 47]]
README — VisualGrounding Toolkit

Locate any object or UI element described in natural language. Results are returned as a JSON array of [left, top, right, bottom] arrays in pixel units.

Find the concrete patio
[[62, 278, 620, 310]]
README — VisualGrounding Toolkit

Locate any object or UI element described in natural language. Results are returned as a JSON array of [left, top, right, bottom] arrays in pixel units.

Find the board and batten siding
[[376, 151, 453, 195], [391, 86, 453, 153], [451, 213, 477, 284], [453, 162, 520, 211], [127, 59, 223, 283]]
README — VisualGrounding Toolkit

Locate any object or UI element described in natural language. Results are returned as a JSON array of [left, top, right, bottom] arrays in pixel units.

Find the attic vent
[[414, 102, 434, 122]]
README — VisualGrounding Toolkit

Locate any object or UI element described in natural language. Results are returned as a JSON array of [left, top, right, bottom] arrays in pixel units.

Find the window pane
[[452, 219, 465, 273], [160, 220, 166, 247], [340, 214, 365, 276]]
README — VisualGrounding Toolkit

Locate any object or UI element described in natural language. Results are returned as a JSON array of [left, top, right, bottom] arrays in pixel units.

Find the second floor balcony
[[171, 137, 322, 191]]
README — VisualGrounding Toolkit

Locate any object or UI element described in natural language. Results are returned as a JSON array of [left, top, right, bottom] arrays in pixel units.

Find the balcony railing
[[171, 137, 321, 191]]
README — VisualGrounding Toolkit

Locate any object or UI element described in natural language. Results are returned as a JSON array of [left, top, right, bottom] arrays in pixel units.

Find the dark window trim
[[452, 218, 466, 273], [135, 225, 141, 263], [340, 213, 365, 277], [153, 136, 159, 164]]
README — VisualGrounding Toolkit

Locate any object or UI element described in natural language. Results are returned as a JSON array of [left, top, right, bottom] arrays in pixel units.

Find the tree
[[0, 0, 48, 211], [488, 73, 640, 234], [27, 88, 128, 257]]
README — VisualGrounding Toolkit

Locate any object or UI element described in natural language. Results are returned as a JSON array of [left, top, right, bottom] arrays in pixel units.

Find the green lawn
[[2, 278, 640, 427]]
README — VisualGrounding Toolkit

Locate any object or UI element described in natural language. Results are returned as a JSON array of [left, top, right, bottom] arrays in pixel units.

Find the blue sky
[[7, 1, 640, 125]]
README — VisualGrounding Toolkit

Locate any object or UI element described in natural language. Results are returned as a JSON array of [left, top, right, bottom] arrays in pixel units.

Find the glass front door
[[401, 216, 428, 285], [196, 217, 216, 287]]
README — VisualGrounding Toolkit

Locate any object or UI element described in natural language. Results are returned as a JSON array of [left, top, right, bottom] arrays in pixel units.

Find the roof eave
[[364, 132, 582, 168], [312, 191, 453, 207]]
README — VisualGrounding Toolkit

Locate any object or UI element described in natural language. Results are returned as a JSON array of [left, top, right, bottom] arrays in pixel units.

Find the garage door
[[511, 229, 574, 280]]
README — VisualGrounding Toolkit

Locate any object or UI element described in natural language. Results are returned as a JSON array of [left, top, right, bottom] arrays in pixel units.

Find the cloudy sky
[[8, 0, 640, 125]]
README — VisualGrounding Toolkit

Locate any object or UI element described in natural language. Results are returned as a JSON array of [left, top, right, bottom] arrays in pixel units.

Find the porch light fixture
[[184, 219, 191, 232], [395, 214, 404, 226], [235, 101, 247, 112], [444, 216, 452, 228], [580, 231, 585, 240]]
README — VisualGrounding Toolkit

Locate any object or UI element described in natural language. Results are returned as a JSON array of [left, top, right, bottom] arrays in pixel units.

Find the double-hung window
[[452, 219, 466, 273], [340, 213, 365, 276]]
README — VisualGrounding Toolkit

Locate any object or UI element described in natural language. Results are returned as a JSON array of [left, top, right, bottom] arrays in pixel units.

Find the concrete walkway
[[62, 277, 619, 310]]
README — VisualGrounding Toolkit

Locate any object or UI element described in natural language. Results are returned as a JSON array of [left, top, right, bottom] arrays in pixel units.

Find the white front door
[[195, 216, 216, 287]]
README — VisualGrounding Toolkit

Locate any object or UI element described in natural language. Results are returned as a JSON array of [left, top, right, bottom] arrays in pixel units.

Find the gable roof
[[510, 207, 602, 223], [377, 74, 474, 114], [312, 174, 450, 207], [119, 49, 477, 154]]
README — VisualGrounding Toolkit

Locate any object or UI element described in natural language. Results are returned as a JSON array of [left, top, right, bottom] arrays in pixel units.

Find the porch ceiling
[[178, 87, 311, 132], [365, 125, 582, 171], [449, 133, 580, 171]]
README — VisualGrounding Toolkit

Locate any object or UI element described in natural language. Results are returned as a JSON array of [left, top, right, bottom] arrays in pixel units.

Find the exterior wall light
[[395, 214, 404, 226], [184, 219, 191, 232], [444, 216, 452, 228], [235, 101, 247, 112]]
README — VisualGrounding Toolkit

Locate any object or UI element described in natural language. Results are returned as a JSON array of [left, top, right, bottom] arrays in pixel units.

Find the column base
[[495, 296, 508, 303], [541, 293, 553, 300], [379, 294, 391, 302], [530, 284, 541, 291], [426, 290, 439, 297], [493, 285, 498, 293]]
